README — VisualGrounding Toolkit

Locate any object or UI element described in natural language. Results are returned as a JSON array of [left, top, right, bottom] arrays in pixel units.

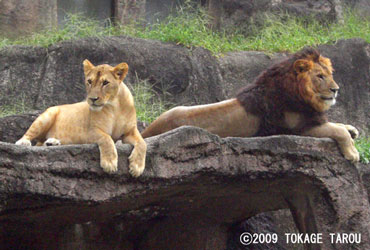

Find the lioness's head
[[293, 49, 339, 112], [83, 60, 129, 111]]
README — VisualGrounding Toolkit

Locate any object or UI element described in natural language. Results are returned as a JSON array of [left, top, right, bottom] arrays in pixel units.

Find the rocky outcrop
[[206, 0, 369, 30], [115, 0, 146, 25], [0, 127, 369, 249], [0, 36, 224, 109], [0, 111, 42, 144], [0, 37, 369, 132], [0, 0, 57, 37]]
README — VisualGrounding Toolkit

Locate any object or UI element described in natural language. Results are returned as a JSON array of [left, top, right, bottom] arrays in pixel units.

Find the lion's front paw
[[100, 157, 118, 173], [128, 152, 145, 177], [345, 125, 359, 139], [342, 144, 360, 163], [15, 138, 31, 146], [44, 138, 61, 146]]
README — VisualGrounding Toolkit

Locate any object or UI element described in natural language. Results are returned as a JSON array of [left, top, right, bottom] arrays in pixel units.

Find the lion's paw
[[129, 163, 145, 178], [345, 125, 359, 139], [128, 152, 145, 177], [100, 157, 118, 173], [44, 138, 61, 146], [343, 145, 360, 163], [15, 138, 31, 146]]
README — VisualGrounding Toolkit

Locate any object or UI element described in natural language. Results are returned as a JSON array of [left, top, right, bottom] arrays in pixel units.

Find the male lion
[[142, 48, 359, 162], [16, 60, 147, 177]]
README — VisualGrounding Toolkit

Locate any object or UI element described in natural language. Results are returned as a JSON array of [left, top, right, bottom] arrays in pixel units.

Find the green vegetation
[[0, 7, 368, 54], [0, 99, 33, 118], [356, 137, 370, 164], [122, 8, 370, 54], [0, 14, 119, 48], [127, 79, 172, 124]]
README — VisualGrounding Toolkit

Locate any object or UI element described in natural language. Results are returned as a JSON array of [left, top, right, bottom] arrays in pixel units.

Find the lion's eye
[[317, 74, 325, 79], [102, 80, 109, 86], [87, 79, 92, 85]]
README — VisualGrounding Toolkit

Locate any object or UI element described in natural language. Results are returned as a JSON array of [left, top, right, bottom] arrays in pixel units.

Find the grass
[[0, 7, 368, 54], [127, 78, 173, 124], [356, 137, 370, 164], [0, 14, 120, 48], [0, 99, 33, 118]]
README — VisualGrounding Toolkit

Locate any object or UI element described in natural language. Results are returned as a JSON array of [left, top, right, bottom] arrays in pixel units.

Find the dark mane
[[236, 48, 327, 136]]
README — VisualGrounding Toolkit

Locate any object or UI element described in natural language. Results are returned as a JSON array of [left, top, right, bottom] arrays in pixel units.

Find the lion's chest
[[94, 112, 131, 141], [111, 118, 131, 141], [283, 112, 303, 130]]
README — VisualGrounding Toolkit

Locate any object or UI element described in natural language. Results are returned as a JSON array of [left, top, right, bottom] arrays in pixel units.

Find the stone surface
[[218, 51, 287, 98], [0, 127, 369, 249], [114, 0, 146, 25], [0, 36, 225, 109], [353, 0, 370, 18], [317, 39, 370, 132], [0, 111, 41, 144], [206, 0, 336, 31], [0, 0, 57, 37], [205, 0, 369, 31]]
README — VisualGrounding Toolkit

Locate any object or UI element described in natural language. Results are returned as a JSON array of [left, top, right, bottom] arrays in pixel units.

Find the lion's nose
[[89, 97, 99, 103], [330, 88, 339, 94]]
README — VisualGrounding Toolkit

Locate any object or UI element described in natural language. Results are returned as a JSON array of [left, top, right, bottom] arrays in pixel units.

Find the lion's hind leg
[[15, 107, 59, 146]]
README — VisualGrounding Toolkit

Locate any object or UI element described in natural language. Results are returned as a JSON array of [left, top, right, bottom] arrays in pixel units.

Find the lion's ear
[[83, 59, 94, 75], [294, 59, 313, 73], [112, 62, 129, 81]]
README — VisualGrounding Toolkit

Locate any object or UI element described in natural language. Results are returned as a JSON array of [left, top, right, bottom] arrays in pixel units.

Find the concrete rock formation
[[0, 0, 57, 37], [206, 0, 369, 30], [0, 127, 369, 249]]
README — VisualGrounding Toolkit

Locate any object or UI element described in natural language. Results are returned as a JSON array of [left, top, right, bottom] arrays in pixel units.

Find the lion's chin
[[321, 97, 336, 107], [89, 104, 104, 111], [319, 97, 336, 111]]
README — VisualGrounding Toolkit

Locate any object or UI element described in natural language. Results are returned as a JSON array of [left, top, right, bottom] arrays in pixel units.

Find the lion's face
[[83, 60, 129, 111], [294, 55, 339, 112]]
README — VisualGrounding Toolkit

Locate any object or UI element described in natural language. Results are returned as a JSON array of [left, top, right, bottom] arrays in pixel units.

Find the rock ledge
[[0, 127, 369, 249]]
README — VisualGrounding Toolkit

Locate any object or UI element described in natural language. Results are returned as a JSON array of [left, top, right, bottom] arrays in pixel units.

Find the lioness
[[142, 48, 359, 162], [16, 60, 147, 177]]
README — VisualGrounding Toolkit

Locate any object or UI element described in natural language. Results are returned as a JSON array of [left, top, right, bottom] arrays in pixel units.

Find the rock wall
[[0, 38, 369, 133], [0, 127, 369, 249], [0, 0, 57, 37], [114, 0, 146, 25], [206, 0, 370, 30]]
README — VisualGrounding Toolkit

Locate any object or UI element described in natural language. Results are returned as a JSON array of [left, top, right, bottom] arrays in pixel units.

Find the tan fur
[[16, 60, 147, 177], [142, 99, 260, 138], [142, 52, 359, 162]]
